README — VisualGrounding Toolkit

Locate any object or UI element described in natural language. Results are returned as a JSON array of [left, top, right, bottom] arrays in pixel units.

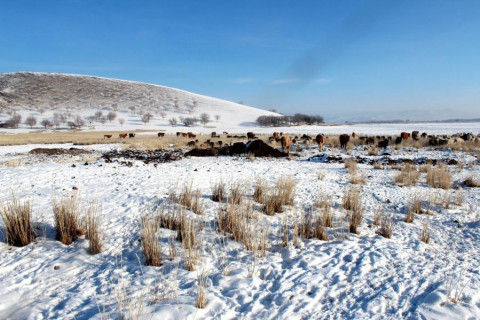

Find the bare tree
[[74, 115, 85, 128], [169, 117, 178, 126], [41, 119, 52, 129], [142, 112, 153, 124], [53, 113, 62, 127], [25, 116, 37, 128], [215, 114, 220, 121], [94, 111, 103, 121], [200, 113, 210, 127], [6, 114, 22, 128], [107, 111, 117, 122], [159, 111, 167, 119], [118, 118, 125, 126]]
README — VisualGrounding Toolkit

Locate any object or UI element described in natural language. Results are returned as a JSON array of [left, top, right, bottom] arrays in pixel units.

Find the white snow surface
[[0, 124, 479, 320]]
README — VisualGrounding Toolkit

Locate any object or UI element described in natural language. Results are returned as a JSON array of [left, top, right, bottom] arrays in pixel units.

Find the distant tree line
[[256, 113, 324, 127]]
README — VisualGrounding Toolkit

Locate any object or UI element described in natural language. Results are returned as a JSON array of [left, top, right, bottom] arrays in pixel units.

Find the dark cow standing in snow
[[339, 134, 349, 149], [412, 131, 419, 140], [247, 132, 255, 140], [378, 139, 389, 149], [315, 134, 325, 150]]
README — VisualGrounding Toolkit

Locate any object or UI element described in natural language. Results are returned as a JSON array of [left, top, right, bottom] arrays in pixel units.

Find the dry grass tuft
[[315, 193, 334, 228], [350, 171, 366, 185], [420, 218, 430, 244], [405, 206, 415, 223], [85, 202, 102, 254], [393, 163, 420, 186], [342, 186, 361, 211], [181, 219, 200, 271], [228, 180, 246, 205], [314, 213, 329, 241], [262, 192, 284, 215], [410, 193, 424, 214], [0, 197, 36, 246], [253, 178, 267, 203], [373, 204, 384, 226], [292, 211, 299, 247], [211, 180, 226, 202], [441, 190, 451, 209], [140, 214, 162, 266], [317, 171, 326, 180], [300, 209, 314, 239], [195, 265, 208, 308], [178, 180, 194, 208], [426, 163, 452, 189], [276, 176, 296, 206], [344, 159, 357, 174], [282, 214, 289, 247], [217, 202, 266, 253], [454, 191, 466, 207], [52, 193, 83, 245], [376, 213, 394, 238], [348, 204, 363, 234]]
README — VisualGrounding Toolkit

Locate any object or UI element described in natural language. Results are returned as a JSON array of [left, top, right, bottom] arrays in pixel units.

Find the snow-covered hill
[[0, 72, 279, 132]]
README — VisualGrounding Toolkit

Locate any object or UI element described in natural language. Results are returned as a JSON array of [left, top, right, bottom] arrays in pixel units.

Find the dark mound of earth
[[185, 148, 220, 157], [29, 148, 91, 156], [245, 140, 288, 157], [103, 149, 183, 165], [186, 139, 287, 158]]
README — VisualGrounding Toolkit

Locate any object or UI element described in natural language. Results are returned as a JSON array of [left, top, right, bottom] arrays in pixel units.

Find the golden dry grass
[[393, 163, 420, 186], [52, 193, 83, 245], [426, 163, 452, 189], [0, 197, 36, 246]]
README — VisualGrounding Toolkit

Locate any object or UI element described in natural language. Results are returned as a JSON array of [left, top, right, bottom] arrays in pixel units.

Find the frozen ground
[[0, 125, 479, 320]]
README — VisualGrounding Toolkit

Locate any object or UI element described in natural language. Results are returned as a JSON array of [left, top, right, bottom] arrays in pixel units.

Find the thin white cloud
[[315, 78, 331, 84], [232, 77, 255, 84], [272, 78, 299, 85]]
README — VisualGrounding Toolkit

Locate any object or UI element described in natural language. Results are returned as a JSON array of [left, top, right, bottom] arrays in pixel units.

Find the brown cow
[[188, 132, 196, 138], [119, 133, 127, 139], [281, 136, 292, 154], [339, 134, 349, 149], [158, 132, 165, 137], [412, 131, 419, 140], [247, 132, 255, 140], [315, 134, 325, 150], [104, 134, 112, 139], [273, 132, 280, 139], [352, 132, 356, 139], [400, 132, 410, 140], [211, 132, 217, 138]]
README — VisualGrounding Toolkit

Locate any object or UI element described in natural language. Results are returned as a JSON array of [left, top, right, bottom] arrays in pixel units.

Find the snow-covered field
[[0, 122, 479, 320]]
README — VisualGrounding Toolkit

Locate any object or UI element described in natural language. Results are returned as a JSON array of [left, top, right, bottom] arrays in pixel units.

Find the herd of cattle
[[103, 130, 479, 153]]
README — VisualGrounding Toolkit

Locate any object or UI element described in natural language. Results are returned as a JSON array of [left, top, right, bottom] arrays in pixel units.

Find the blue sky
[[1, 1, 480, 122]]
